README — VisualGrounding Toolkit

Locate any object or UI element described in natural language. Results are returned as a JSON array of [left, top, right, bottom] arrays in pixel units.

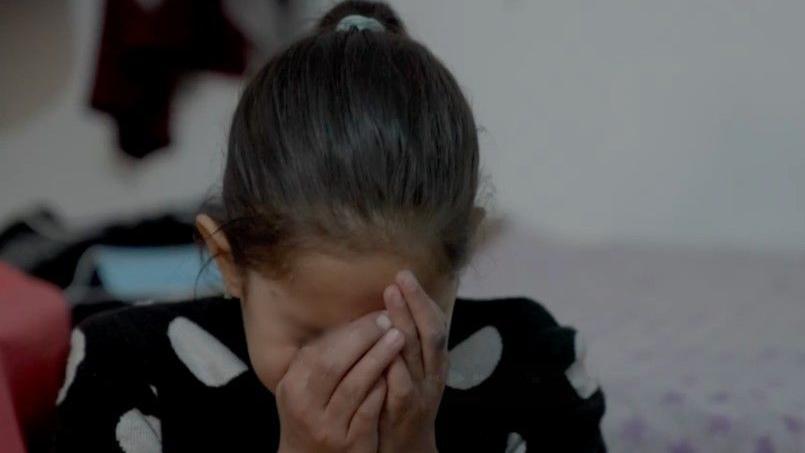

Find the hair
[[202, 0, 484, 280]]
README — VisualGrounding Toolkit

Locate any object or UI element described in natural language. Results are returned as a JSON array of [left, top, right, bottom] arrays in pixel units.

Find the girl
[[51, 1, 606, 452]]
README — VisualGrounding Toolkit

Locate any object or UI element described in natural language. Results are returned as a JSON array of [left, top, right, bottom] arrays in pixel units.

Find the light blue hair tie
[[336, 14, 386, 32]]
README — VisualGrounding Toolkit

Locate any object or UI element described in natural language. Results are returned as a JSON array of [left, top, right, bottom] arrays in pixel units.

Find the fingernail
[[384, 328, 402, 345], [376, 313, 392, 331], [398, 270, 417, 291]]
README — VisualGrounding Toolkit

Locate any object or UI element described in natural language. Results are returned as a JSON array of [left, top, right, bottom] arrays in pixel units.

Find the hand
[[276, 309, 405, 453], [378, 270, 449, 453]]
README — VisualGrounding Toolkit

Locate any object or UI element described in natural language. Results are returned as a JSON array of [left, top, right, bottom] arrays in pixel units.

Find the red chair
[[0, 262, 70, 453]]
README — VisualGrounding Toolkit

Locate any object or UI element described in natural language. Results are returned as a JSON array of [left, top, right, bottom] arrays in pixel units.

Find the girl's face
[[196, 214, 458, 393], [240, 250, 457, 393]]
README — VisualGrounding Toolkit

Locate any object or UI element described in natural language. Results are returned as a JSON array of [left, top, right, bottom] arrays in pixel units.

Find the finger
[[383, 284, 425, 381], [302, 309, 394, 408], [384, 355, 415, 415], [395, 270, 449, 380], [327, 327, 404, 431], [347, 376, 386, 441]]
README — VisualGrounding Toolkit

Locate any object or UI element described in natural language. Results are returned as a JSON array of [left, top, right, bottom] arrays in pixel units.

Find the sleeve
[[50, 312, 162, 453], [507, 298, 607, 453]]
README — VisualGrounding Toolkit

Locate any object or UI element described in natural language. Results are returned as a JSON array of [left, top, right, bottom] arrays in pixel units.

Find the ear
[[468, 206, 488, 245], [469, 206, 487, 233], [195, 214, 244, 299], [470, 206, 507, 253]]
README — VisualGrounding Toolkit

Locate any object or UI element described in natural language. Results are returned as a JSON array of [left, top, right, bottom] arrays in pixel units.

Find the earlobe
[[470, 206, 508, 253], [195, 214, 243, 299], [469, 206, 487, 235]]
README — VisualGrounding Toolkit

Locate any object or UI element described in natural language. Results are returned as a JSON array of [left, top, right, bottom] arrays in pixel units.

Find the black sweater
[[51, 295, 606, 452]]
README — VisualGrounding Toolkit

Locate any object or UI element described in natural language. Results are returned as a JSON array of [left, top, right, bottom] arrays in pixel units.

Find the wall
[[2, 0, 804, 252]]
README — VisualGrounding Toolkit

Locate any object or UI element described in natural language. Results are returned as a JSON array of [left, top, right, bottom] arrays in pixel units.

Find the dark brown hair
[[205, 0, 483, 279]]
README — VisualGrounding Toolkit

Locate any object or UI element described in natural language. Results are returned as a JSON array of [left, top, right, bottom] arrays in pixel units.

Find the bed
[[458, 221, 805, 452]]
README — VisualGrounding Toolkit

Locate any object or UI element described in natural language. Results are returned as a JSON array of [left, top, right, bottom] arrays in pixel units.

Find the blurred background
[[1, 0, 804, 452]]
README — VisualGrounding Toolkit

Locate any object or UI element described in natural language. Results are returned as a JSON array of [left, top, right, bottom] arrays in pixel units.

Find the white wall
[[2, 0, 804, 252]]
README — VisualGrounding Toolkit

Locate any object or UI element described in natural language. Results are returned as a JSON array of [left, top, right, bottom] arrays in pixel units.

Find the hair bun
[[317, 1, 407, 36]]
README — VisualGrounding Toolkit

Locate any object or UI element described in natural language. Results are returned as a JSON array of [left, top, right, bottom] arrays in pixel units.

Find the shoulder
[[448, 295, 600, 398], [57, 296, 249, 404], [451, 295, 560, 334], [449, 296, 567, 358], [75, 296, 239, 346], [438, 296, 606, 451], [53, 297, 244, 450], [68, 296, 248, 382]]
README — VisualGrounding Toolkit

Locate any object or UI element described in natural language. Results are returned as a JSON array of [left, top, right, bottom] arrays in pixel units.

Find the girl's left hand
[[378, 270, 449, 453]]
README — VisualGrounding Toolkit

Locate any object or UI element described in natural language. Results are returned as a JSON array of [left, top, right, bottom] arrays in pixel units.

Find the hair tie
[[336, 14, 386, 32]]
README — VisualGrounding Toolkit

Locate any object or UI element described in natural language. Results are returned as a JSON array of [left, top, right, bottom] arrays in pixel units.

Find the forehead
[[253, 249, 445, 331]]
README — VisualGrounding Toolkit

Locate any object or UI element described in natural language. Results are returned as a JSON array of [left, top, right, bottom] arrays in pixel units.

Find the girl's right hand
[[276, 310, 405, 453]]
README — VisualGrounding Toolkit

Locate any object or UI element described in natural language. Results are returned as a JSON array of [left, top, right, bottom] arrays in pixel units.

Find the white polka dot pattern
[[505, 431, 527, 453], [56, 329, 85, 405], [446, 325, 503, 390], [167, 317, 247, 387], [116, 408, 162, 453], [565, 332, 599, 399]]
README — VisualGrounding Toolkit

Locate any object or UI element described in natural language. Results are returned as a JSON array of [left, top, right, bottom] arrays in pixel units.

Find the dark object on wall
[[90, 0, 249, 158]]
